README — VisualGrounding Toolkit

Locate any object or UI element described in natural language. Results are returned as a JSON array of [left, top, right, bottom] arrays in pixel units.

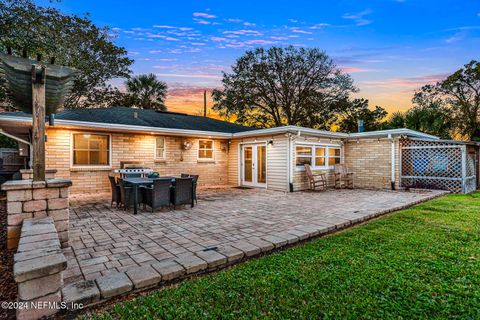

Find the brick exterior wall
[[45, 128, 230, 194], [344, 138, 400, 189]]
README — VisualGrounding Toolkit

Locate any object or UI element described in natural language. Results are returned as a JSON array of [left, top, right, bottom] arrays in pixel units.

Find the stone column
[[2, 179, 72, 249]]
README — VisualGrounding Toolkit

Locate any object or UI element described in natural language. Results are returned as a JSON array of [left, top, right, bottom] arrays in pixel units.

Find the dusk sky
[[38, 0, 480, 116]]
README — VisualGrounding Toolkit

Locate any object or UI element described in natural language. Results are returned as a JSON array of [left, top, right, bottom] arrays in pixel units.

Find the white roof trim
[[0, 115, 439, 140], [348, 128, 439, 140], [231, 125, 348, 138]]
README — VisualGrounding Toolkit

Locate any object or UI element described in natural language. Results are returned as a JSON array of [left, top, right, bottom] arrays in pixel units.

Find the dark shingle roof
[[1, 106, 253, 134]]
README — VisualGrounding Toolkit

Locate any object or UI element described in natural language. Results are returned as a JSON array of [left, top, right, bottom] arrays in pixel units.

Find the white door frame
[[240, 142, 267, 188]]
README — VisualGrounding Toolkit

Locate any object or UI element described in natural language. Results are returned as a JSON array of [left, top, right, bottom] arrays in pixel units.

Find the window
[[295, 144, 341, 169], [295, 146, 312, 166], [155, 137, 165, 159], [328, 147, 341, 165], [73, 133, 110, 166], [198, 140, 214, 160], [315, 147, 326, 166]]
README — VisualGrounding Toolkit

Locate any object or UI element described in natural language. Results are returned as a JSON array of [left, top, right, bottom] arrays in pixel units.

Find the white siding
[[228, 135, 288, 191]]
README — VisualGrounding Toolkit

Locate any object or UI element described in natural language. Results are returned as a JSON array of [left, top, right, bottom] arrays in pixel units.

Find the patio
[[62, 187, 445, 285]]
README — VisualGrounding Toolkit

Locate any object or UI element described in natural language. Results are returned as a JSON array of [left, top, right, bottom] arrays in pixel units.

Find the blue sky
[[38, 0, 480, 115]]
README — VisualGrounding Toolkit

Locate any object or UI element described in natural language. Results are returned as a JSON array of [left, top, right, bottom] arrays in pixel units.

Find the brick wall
[[344, 138, 400, 189], [46, 128, 230, 194]]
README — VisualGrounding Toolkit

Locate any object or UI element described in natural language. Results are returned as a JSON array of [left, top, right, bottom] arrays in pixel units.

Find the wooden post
[[31, 65, 46, 181]]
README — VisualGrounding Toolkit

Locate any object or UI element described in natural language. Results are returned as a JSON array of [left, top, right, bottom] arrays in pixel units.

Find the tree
[[381, 104, 452, 139], [212, 46, 356, 129], [0, 134, 17, 148], [123, 74, 168, 111], [382, 111, 405, 130], [414, 60, 480, 140], [335, 98, 387, 133], [404, 104, 452, 139], [0, 0, 133, 109]]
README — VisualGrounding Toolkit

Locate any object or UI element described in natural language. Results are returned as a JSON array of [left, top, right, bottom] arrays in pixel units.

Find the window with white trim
[[155, 137, 166, 159], [328, 147, 341, 165], [198, 140, 214, 160], [72, 133, 110, 166], [295, 145, 341, 169]]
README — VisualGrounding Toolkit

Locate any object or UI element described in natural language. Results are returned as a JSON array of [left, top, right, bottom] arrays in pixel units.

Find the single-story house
[[0, 106, 453, 194]]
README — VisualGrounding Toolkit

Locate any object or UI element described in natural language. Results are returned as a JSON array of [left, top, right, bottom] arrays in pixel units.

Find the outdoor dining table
[[123, 176, 175, 215]]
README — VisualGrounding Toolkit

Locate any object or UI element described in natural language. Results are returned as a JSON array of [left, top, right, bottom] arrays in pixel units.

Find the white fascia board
[[232, 125, 348, 138], [347, 128, 439, 140]]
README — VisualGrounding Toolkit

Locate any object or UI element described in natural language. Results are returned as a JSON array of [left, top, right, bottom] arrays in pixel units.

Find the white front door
[[241, 143, 266, 187]]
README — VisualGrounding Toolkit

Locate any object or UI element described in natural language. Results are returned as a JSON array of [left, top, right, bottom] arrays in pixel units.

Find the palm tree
[[124, 74, 168, 111], [404, 105, 452, 139]]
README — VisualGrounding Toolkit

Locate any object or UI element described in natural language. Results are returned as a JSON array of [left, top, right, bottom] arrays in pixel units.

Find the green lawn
[[85, 193, 480, 320]]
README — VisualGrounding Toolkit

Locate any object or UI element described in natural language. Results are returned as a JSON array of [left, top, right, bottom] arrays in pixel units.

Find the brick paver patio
[[62, 188, 445, 285]]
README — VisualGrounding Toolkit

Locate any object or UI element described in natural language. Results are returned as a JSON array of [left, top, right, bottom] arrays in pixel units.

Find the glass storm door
[[242, 144, 266, 187]]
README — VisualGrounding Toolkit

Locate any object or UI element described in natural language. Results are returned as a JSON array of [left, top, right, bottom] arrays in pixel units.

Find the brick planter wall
[[1, 179, 72, 249]]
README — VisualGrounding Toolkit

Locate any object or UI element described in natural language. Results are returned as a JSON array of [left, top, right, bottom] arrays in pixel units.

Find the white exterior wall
[[228, 134, 289, 191]]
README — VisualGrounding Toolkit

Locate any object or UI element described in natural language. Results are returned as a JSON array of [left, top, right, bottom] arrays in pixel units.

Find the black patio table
[[123, 177, 175, 215]]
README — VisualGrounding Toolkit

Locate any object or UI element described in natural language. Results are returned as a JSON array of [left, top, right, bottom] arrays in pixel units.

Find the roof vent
[[133, 111, 138, 119]]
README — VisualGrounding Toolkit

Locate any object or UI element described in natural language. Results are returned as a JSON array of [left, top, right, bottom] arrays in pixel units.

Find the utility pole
[[203, 90, 207, 117]]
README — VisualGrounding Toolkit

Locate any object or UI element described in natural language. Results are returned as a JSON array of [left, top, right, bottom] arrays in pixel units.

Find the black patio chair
[[142, 178, 172, 212], [117, 178, 143, 211], [181, 173, 199, 204], [108, 175, 121, 207], [173, 177, 194, 208]]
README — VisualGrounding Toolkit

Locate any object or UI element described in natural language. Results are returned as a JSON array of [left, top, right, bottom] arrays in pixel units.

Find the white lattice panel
[[400, 139, 477, 194]]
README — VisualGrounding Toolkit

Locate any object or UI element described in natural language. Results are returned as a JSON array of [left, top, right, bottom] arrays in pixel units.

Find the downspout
[[389, 133, 395, 190], [0, 129, 33, 168], [286, 132, 293, 192]]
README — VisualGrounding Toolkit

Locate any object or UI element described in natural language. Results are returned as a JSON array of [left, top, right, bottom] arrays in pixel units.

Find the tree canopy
[[123, 74, 168, 111], [212, 46, 356, 129], [335, 98, 387, 133], [413, 60, 480, 140], [0, 0, 133, 109]]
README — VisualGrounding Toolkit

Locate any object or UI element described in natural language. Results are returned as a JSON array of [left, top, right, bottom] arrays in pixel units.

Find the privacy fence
[[400, 138, 478, 194]]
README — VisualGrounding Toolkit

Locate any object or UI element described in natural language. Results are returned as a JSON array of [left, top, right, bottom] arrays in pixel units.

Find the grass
[[84, 193, 480, 319]]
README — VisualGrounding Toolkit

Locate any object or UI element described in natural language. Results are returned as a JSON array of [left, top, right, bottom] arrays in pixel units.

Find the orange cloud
[[165, 87, 223, 119]]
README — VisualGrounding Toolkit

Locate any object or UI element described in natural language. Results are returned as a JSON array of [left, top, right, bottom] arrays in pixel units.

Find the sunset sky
[[38, 0, 480, 116]]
